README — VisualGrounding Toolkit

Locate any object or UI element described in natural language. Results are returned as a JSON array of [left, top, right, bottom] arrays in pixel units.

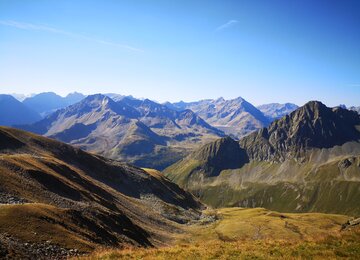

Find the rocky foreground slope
[[0, 126, 203, 258], [164, 101, 360, 215]]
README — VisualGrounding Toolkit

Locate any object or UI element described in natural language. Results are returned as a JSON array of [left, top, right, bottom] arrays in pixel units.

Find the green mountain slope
[[164, 101, 360, 215]]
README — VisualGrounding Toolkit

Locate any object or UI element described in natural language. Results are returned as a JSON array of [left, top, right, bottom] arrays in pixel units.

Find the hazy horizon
[[1, 0, 360, 106], [6, 90, 360, 108]]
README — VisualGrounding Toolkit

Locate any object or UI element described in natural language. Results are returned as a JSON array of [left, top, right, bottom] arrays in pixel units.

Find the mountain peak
[[37, 91, 58, 96], [232, 96, 245, 102], [77, 94, 113, 109], [241, 101, 360, 161], [302, 100, 327, 112], [141, 98, 160, 108], [75, 94, 140, 118], [65, 92, 85, 100], [0, 94, 16, 102], [215, 97, 225, 103], [84, 93, 109, 101], [304, 100, 324, 106], [66, 91, 83, 97], [289, 100, 330, 122]]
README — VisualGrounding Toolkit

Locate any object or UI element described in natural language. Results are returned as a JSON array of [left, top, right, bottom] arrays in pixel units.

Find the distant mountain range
[[257, 103, 298, 120], [22, 92, 85, 117], [5, 91, 358, 171], [0, 126, 202, 258], [164, 97, 288, 139], [9, 93, 34, 101], [19, 94, 224, 169], [0, 94, 41, 125], [7, 92, 299, 138], [164, 101, 360, 215], [336, 104, 360, 115], [350, 106, 360, 114]]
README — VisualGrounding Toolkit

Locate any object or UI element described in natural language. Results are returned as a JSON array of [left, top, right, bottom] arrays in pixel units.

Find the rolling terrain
[[0, 126, 203, 258], [90, 207, 360, 259], [19, 94, 224, 169], [164, 101, 360, 215]]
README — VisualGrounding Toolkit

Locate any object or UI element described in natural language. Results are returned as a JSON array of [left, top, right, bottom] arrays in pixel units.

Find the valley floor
[[86, 208, 360, 259]]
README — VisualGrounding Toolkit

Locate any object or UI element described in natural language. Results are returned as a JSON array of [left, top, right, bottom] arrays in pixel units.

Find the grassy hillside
[[89, 208, 360, 259], [180, 208, 348, 242], [164, 143, 360, 215], [0, 126, 203, 258], [0, 203, 94, 255]]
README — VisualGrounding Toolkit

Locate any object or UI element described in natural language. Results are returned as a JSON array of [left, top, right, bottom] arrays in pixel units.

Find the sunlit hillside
[[88, 208, 360, 259]]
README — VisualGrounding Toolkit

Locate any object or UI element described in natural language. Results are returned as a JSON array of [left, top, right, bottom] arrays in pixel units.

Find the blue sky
[[0, 0, 359, 106]]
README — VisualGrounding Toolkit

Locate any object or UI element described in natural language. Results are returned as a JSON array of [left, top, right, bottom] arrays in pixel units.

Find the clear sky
[[0, 0, 359, 106]]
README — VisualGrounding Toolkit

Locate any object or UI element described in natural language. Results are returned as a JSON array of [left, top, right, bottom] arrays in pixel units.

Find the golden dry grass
[[0, 203, 94, 251], [142, 168, 163, 179], [181, 208, 347, 243], [84, 208, 360, 259], [84, 237, 360, 260]]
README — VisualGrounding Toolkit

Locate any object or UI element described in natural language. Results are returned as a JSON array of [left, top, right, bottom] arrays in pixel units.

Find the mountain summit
[[165, 102, 360, 214], [241, 101, 360, 161]]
